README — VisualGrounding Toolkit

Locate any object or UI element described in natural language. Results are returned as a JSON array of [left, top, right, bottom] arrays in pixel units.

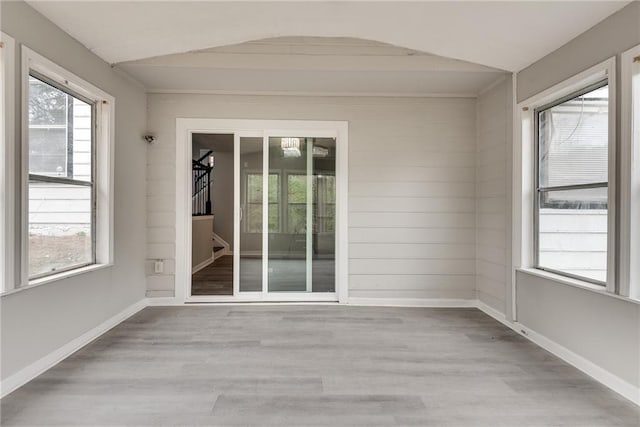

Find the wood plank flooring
[[1, 306, 639, 426], [192, 255, 233, 295]]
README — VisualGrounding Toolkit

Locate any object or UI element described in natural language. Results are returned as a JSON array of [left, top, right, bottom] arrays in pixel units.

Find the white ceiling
[[117, 37, 506, 96], [27, 1, 630, 72]]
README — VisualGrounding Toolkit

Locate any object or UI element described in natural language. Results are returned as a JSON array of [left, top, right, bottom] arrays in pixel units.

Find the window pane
[[288, 204, 306, 234], [29, 128, 67, 175], [541, 186, 607, 209], [247, 175, 278, 205], [313, 175, 336, 233], [538, 84, 608, 187], [247, 174, 262, 203], [288, 175, 306, 203], [245, 174, 279, 233], [324, 175, 336, 204], [246, 203, 262, 233], [29, 180, 92, 278], [69, 98, 93, 182], [268, 203, 279, 232], [29, 75, 93, 182], [314, 203, 335, 233], [29, 76, 66, 125], [538, 187, 607, 283], [268, 174, 279, 203]]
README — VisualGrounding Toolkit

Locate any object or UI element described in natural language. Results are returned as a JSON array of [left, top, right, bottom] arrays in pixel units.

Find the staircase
[[192, 150, 232, 265], [212, 232, 230, 261], [192, 150, 213, 216]]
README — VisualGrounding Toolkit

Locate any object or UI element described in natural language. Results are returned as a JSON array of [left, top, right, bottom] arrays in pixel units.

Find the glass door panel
[[268, 136, 307, 292], [312, 138, 336, 292], [239, 137, 263, 292], [267, 136, 336, 293]]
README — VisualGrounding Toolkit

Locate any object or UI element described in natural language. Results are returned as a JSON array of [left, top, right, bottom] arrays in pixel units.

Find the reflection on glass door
[[267, 136, 336, 293]]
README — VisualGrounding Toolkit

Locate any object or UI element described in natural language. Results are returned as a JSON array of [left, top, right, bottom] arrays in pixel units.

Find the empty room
[[1, 1, 640, 425]]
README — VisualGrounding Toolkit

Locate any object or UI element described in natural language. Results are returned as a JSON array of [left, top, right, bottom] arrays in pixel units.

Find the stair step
[[214, 246, 225, 253]]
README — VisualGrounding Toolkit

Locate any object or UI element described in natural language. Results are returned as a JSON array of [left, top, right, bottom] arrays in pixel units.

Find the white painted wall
[[475, 77, 513, 314], [146, 94, 478, 300], [0, 1, 147, 381], [191, 216, 213, 269], [514, 0, 640, 391], [210, 150, 234, 249], [516, 271, 640, 389], [517, 1, 640, 103]]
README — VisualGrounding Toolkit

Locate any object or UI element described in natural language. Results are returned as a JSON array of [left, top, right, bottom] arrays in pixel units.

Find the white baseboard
[[347, 297, 476, 307], [146, 296, 181, 306], [145, 290, 174, 298], [191, 256, 214, 274], [0, 299, 147, 398], [513, 321, 639, 406], [475, 300, 640, 406], [475, 300, 510, 325]]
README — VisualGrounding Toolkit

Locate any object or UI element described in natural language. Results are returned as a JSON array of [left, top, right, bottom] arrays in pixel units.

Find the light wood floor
[[1, 306, 638, 426], [192, 255, 233, 295]]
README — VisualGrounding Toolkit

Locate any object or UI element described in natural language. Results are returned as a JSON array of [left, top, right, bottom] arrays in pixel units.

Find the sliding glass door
[[237, 133, 336, 297], [238, 136, 263, 293]]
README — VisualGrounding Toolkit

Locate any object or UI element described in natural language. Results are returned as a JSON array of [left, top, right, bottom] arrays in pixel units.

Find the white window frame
[[18, 47, 115, 289], [175, 119, 348, 304], [514, 57, 616, 293], [620, 44, 640, 300], [1, 32, 16, 293]]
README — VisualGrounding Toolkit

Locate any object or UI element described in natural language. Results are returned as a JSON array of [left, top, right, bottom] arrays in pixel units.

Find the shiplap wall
[[475, 78, 511, 313], [146, 95, 477, 300]]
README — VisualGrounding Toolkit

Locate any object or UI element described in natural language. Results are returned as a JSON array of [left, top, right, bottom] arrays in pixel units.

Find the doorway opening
[[191, 133, 233, 295], [177, 119, 348, 303]]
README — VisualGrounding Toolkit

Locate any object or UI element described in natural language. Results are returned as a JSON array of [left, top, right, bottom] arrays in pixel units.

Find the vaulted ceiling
[[27, 1, 630, 72], [116, 37, 507, 96]]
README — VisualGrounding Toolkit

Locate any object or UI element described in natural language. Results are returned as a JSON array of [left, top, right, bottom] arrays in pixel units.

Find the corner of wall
[[475, 76, 511, 317]]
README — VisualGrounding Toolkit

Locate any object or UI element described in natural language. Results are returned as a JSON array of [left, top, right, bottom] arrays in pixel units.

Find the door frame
[[175, 118, 349, 303]]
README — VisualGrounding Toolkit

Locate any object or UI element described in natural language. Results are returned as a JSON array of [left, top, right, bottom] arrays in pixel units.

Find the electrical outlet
[[154, 260, 164, 274]]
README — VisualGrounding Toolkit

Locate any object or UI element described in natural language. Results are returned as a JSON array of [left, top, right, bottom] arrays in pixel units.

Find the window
[[534, 81, 610, 284], [27, 74, 95, 278], [22, 47, 114, 285]]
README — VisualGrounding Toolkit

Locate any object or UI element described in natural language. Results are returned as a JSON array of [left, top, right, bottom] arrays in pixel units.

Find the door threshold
[[183, 300, 341, 305]]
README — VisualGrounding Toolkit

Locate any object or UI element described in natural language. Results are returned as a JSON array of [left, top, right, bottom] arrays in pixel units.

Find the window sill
[[1, 263, 113, 297], [517, 267, 640, 305]]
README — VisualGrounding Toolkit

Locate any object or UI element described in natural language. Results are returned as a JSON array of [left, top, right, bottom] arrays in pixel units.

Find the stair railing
[[192, 150, 214, 216]]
